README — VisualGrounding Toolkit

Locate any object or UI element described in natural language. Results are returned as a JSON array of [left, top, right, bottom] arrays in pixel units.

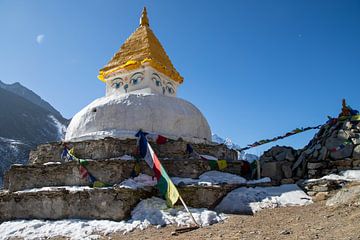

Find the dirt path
[[107, 202, 360, 240]]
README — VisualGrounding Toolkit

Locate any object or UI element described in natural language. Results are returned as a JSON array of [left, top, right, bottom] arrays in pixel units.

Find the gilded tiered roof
[[98, 8, 183, 83]]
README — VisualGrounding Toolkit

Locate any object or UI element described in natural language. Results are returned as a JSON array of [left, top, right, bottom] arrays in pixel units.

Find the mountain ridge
[[0, 81, 68, 187]]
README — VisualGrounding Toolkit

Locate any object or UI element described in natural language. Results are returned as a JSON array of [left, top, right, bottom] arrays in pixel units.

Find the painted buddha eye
[[112, 78, 123, 89], [151, 73, 162, 87], [166, 83, 175, 94], [130, 72, 144, 85]]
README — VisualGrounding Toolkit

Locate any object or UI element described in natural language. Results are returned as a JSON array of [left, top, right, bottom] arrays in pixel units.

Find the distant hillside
[[0, 81, 68, 187], [0, 80, 63, 119]]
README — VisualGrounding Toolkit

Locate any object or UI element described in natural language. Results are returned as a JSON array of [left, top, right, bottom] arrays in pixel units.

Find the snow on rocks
[[0, 197, 225, 240], [171, 170, 270, 186], [304, 170, 360, 183], [215, 184, 312, 214], [118, 174, 157, 189]]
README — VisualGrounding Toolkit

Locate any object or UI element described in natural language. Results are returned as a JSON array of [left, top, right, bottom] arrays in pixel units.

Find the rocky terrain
[[0, 80, 68, 187]]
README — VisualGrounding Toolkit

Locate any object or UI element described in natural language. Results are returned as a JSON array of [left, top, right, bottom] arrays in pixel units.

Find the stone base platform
[[4, 159, 244, 192], [29, 137, 238, 165], [0, 182, 275, 222], [0, 187, 153, 222]]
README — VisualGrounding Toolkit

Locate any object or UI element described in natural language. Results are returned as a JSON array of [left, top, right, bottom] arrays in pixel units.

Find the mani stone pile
[[301, 116, 360, 179], [259, 107, 360, 185]]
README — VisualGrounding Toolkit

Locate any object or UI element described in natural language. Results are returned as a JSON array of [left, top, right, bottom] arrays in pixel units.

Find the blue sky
[[0, 0, 359, 154]]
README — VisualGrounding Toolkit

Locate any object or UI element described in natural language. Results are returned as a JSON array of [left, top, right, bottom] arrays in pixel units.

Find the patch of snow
[[215, 184, 312, 214], [43, 162, 61, 165], [118, 154, 134, 160], [14, 186, 112, 193], [199, 171, 247, 185], [48, 114, 67, 140], [0, 137, 25, 153], [305, 170, 360, 183], [171, 171, 250, 186], [118, 174, 157, 189], [246, 177, 271, 184], [0, 197, 225, 239]]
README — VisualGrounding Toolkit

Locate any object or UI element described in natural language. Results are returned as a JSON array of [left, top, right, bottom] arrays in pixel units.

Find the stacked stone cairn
[[300, 117, 360, 179], [259, 101, 360, 199]]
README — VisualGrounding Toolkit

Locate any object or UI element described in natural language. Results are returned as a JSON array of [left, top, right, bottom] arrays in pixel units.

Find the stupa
[[65, 8, 211, 143]]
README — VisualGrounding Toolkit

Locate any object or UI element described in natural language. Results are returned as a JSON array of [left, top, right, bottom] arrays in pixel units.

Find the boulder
[[329, 144, 353, 160], [261, 161, 284, 180], [326, 184, 360, 207], [353, 145, 360, 160]]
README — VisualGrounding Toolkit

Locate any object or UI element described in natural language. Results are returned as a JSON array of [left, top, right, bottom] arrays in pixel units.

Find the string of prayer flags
[[147, 133, 168, 145], [186, 144, 227, 170], [200, 154, 228, 170], [61, 146, 110, 188], [136, 130, 180, 207], [237, 125, 322, 152]]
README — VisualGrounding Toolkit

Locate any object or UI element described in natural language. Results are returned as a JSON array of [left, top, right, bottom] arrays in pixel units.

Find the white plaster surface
[[65, 93, 211, 143]]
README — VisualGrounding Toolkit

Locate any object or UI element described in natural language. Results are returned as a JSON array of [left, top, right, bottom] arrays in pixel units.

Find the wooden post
[[178, 195, 199, 227]]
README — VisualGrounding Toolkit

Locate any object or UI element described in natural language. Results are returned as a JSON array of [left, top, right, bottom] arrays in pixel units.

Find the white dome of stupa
[[65, 93, 211, 143], [65, 8, 212, 143]]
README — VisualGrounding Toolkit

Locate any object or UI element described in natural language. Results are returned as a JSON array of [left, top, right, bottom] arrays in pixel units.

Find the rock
[[292, 152, 306, 171], [325, 137, 345, 150], [353, 145, 360, 160], [337, 129, 350, 140], [280, 178, 294, 184], [261, 162, 284, 180], [260, 156, 274, 162], [343, 121, 352, 130], [307, 162, 327, 170], [312, 192, 329, 202], [281, 163, 292, 178], [285, 150, 295, 161], [329, 144, 353, 160], [299, 179, 346, 193], [275, 151, 286, 161], [351, 138, 360, 145], [178, 185, 237, 209], [353, 160, 360, 167], [329, 159, 352, 168], [318, 147, 328, 161], [312, 150, 319, 159], [326, 185, 360, 207]]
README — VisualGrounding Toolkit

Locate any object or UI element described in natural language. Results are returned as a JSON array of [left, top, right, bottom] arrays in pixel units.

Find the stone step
[[0, 187, 153, 222], [0, 183, 273, 222], [4, 159, 243, 192], [29, 138, 238, 165]]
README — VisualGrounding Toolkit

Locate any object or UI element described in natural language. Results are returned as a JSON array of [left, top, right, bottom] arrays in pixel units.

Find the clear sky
[[0, 0, 359, 154]]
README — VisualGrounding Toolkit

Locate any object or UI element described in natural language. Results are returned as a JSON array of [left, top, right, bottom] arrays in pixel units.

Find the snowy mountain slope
[[0, 82, 68, 187], [0, 80, 63, 119], [212, 134, 258, 162]]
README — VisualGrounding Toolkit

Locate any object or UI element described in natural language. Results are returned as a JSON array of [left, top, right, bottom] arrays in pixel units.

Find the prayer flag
[[136, 130, 179, 207]]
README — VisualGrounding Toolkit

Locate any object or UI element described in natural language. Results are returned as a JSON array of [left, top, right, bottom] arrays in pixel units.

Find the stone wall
[[4, 159, 243, 192], [29, 137, 238, 165], [0, 187, 153, 221], [259, 146, 299, 184], [300, 119, 360, 178]]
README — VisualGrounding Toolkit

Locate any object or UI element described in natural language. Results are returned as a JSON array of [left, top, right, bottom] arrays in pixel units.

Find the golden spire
[[140, 7, 149, 27], [98, 8, 183, 84]]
